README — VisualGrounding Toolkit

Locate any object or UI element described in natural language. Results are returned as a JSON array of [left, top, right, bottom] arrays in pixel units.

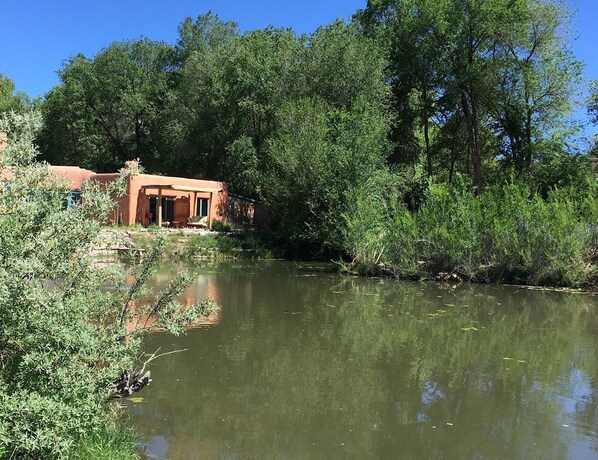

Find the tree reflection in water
[[129, 261, 598, 460]]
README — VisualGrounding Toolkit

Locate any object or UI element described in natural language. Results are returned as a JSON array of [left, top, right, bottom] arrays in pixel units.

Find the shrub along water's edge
[[343, 180, 598, 291], [0, 112, 219, 459], [102, 176, 598, 291]]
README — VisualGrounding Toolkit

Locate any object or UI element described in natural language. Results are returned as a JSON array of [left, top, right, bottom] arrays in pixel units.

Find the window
[[197, 198, 209, 217], [65, 190, 81, 209]]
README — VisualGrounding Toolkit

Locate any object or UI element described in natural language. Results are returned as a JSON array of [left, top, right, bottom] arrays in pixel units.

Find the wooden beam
[[140, 184, 222, 193], [208, 192, 213, 228], [157, 189, 163, 227]]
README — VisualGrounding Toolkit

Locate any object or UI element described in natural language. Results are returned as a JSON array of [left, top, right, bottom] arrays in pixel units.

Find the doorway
[[148, 197, 175, 224]]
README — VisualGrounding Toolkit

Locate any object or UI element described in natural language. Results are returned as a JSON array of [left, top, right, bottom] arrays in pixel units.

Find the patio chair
[[187, 215, 208, 228]]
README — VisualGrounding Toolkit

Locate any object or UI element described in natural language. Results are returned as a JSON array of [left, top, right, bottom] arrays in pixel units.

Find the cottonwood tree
[[356, 0, 444, 173], [171, 16, 303, 194], [488, 0, 581, 175], [357, 0, 582, 192], [0, 73, 33, 113], [358, 0, 503, 193], [589, 81, 598, 157], [38, 39, 176, 172]]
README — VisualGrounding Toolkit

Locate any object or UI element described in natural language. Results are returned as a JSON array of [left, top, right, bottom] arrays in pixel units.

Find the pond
[[126, 260, 598, 459]]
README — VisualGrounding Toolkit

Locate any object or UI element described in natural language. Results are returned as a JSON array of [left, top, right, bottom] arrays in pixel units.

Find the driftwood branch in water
[[111, 369, 151, 398], [110, 348, 188, 399]]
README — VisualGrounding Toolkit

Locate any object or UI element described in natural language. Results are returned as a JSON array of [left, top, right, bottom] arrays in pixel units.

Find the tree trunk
[[470, 91, 483, 195], [135, 117, 142, 160], [423, 86, 433, 177], [524, 108, 532, 171], [461, 91, 483, 194], [449, 139, 457, 184]]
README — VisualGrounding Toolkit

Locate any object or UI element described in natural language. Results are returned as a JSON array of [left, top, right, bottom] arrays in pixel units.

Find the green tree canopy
[[38, 39, 176, 172], [0, 73, 33, 113], [588, 81, 598, 154], [357, 0, 582, 192]]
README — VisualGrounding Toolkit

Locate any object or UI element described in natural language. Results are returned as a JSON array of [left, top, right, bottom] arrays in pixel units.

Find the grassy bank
[[123, 229, 280, 261], [73, 425, 138, 460], [106, 179, 598, 291], [344, 180, 598, 289]]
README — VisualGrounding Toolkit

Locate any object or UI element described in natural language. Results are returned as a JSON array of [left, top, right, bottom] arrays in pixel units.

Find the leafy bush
[[0, 112, 218, 458], [264, 95, 390, 255], [343, 169, 418, 275], [415, 180, 484, 276], [344, 172, 597, 287], [211, 220, 233, 232]]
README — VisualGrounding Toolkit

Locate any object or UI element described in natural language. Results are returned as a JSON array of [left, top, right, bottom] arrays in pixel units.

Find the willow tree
[[0, 111, 217, 458], [260, 21, 392, 254]]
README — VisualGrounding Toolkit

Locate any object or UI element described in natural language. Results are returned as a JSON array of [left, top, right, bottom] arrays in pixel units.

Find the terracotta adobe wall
[[223, 194, 269, 229], [49, 166, 95, 189], [88, 173, 227, 226], [129, 174, 226, 223], [2, 165, 94, 185], [128, 174, 227, 227]]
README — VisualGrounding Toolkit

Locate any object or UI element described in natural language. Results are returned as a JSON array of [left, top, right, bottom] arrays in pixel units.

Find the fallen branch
[[109, 348, 187, 399]]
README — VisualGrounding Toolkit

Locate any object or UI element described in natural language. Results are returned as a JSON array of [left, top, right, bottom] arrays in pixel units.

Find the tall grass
[[344, 177, 598, 288], [73, 425, 138, 460]]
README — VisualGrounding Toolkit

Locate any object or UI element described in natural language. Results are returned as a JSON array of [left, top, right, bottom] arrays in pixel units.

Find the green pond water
[[126, 260, 598, 460]]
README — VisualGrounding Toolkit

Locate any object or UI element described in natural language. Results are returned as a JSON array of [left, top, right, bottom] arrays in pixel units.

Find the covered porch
[[140, 184, 222, 229]]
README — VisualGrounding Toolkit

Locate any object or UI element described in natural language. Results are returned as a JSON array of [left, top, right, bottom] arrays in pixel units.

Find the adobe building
[[0, 130, 264, 228], [49, 163, 267, 229]]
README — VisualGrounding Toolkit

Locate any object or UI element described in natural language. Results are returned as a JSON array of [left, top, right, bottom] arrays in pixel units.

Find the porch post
[[157, 188, 163, 227], [208, 191, 213, 228]]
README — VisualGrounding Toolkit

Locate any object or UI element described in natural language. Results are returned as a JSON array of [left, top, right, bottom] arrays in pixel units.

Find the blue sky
[[1, 0, 596, 135], [1, 0, 361, 98]]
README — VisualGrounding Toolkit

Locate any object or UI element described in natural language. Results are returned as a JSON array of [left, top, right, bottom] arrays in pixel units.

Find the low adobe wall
[[222, 194, 269, 229]]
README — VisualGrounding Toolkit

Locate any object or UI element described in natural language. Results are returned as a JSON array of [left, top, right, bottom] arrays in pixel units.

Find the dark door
[[149, 197, 158, 225], [148, 197, 175, 224], [162, 198, 175, 222]]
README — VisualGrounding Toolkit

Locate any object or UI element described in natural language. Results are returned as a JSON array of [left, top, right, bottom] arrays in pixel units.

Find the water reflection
[[128, 261, 598, 459], [126, 264, 224, 330]]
